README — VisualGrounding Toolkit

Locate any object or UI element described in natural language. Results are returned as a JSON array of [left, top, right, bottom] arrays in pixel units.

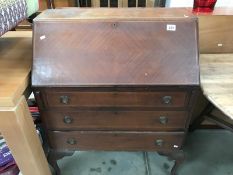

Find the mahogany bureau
[[32, 8, 200, 175]]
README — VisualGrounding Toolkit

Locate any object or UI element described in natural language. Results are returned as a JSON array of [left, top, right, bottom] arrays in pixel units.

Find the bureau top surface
[[34, 8, 196, 21], [32, 8, 199, 87]]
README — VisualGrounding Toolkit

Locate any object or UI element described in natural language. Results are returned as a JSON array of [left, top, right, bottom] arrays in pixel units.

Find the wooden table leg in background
[[0, 96, 51, 175], [189, 102, 215, 132]]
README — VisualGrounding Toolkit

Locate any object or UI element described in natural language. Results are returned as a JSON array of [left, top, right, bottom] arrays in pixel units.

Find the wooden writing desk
[[0, 31, 51, 175], [0, 8, 232, 175]]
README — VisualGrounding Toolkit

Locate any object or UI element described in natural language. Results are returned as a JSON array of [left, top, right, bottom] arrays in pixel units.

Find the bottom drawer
[[48, 131, 184, 151]]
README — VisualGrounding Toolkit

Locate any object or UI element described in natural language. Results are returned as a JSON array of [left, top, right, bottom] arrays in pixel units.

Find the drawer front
[[48, 131, 184, 151], [43, 90, 189, 108], [42, 111, 188, 131]]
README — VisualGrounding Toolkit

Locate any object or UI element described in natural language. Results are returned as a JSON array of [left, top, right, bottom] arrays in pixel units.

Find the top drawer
[[40, 89, 190, 109]]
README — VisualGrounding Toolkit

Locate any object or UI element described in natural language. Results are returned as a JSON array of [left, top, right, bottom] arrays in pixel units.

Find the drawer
[[48, 131, 184, 151], [42, 111, 188, 131], [42, 90, 189, 108]]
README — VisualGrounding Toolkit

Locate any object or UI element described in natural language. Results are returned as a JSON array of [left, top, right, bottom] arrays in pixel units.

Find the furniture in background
[[32, 8, 199, 175], [190, 8, 233, 131], [190, 53, 233, 131], [0, 31, 51, 175], [45, 0, 166, 8], [0, 1, 49, 174], [90, 0, 166, 7], [0, 0, 39, 36]]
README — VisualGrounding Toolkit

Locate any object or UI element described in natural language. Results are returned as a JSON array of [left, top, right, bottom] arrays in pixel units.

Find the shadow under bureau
[[32, 8, 200, 175]]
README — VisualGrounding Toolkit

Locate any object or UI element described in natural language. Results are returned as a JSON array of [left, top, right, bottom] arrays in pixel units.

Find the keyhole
[[112, 23, 117, 28]]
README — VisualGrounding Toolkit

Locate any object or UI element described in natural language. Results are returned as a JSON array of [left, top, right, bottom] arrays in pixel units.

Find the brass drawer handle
[[63, 116, 73, 124], [67, 138, 77, 145], [60, 95, 69, 104], [162, 96, 172, 104], [159, 116, 168, 124], [155, 139, 164, 147]]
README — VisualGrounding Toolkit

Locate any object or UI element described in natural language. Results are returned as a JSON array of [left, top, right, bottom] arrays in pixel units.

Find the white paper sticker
[[40, 35, 46, 40], [167, 24, 176, 31]]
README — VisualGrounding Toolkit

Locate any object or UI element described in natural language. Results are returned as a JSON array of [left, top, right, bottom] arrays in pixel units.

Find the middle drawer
[[41, 110, 188, 131]]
